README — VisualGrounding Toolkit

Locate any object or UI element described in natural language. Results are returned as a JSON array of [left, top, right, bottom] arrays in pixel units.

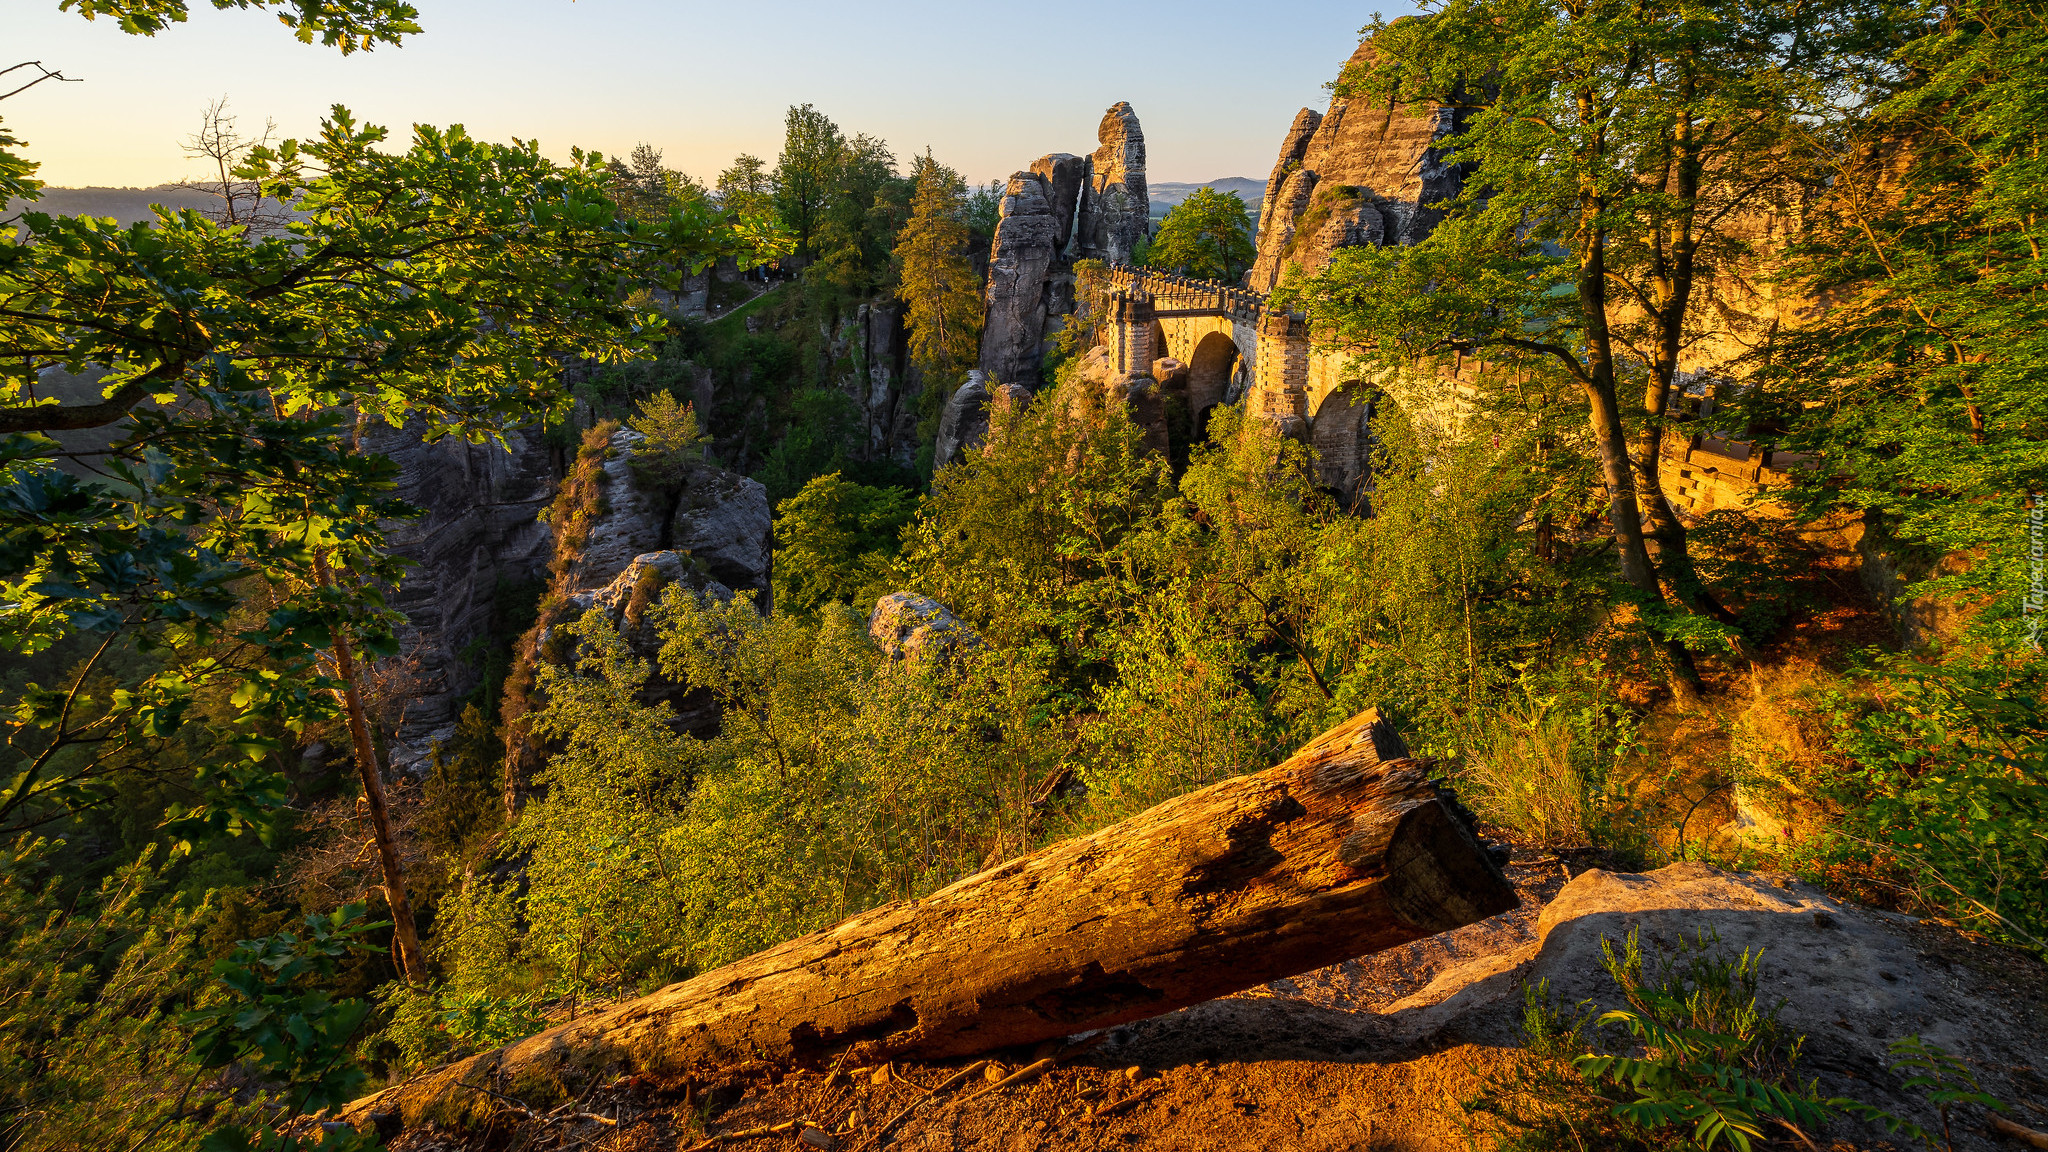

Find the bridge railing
[[1101, 262, 1268, 321]]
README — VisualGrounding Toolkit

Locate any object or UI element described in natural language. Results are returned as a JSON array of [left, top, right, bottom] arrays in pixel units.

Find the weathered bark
[[343, 707, 1515, 1132]]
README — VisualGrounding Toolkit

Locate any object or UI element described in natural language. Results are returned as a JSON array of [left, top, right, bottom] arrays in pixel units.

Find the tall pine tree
[[894, 151, 982, 387]]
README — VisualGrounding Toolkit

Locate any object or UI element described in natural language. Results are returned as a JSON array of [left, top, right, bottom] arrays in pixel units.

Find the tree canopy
[[1145, 187, 1255, 283]]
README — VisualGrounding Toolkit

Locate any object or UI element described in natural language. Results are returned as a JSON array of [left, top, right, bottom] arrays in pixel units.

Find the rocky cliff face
[[382, 423, 772, 772], [1246, 42, 1469, 292], [977, 102, 1152, 391], [829, 300, 927, 469], [368, 421, 557, 772], [564, 427, 773, 606]]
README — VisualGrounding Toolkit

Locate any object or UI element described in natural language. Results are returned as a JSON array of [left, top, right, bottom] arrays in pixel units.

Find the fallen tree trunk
[[345, 708, 1515, 1131]]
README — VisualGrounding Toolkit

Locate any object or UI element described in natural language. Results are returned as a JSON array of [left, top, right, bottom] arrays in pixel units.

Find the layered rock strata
[[1246, 42, 1469, 293]]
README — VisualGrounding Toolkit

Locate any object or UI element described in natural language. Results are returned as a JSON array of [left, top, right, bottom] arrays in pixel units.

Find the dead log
[[344, 707, 1514, 1131]]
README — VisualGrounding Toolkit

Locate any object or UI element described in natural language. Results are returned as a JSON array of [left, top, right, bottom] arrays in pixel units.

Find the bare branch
[[0, 61, 83, 103]]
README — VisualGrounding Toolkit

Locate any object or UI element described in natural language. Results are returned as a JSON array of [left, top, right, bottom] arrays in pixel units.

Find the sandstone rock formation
[[1246, 41, 1468, 292], [933, 370, 1030, 467], [564, 549, 732, 735], [1082, 102, 1150, 264], [365, 419, 556, 773], [979, 178, 1064, 393], [837, 300, 926, 468], [1095, 861, 2044, 1150], [976, 103, 1152, 391], [558, 428, 771, 608], [505, 429, 773, 781], [867, 592, 983, 669]]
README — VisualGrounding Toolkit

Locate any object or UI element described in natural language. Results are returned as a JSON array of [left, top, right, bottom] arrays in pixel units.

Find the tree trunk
[[342, 707, 1515, 1131], [314, 552, 429, 985], [1574, 169, 1704, 707]]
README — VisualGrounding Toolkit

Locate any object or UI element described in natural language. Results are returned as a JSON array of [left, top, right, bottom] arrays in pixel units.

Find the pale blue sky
[[6, 1, 1409, 189]]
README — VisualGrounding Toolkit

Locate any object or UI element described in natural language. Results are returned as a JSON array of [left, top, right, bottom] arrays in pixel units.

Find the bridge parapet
[[1102, 262, 1271, 321]]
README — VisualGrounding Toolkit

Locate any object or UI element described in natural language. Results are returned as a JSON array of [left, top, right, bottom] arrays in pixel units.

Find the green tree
[[1145, 186, 1256, 283], [608, 141, 705, 223], [893, 151, 982, 386], [1755, 0, 2048, 637], [4, 2, 787, 995], [771, 472, 916, 617], [1284, 0, 1883, 701], [717, 152, 774, 219], [773, 103, 844, 260], [901, 378, 1171, 680], [810, 132, 908, 299], [626, 390, 708, 491]]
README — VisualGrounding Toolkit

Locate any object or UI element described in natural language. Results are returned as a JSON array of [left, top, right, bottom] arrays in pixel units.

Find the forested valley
[[1, 0, 2045, 1149]]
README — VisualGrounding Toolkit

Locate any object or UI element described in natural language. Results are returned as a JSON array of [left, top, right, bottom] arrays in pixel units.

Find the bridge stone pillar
[[1253, 310, 1312, 437], [1107, 289, 1156, 379]]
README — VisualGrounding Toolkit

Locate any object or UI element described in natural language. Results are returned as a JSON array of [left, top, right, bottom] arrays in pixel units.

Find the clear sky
[[6, 1, 1411, 190]]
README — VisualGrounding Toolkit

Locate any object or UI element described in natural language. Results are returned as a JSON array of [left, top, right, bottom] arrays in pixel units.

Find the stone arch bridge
[[1099, 264, 1382, 507]]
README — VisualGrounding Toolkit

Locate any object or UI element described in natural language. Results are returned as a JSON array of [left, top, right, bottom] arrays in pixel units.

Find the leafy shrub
[[1796, 648, 2048, 954], [771, 472, 917, 617], [1469, 929, 1919, 1152]]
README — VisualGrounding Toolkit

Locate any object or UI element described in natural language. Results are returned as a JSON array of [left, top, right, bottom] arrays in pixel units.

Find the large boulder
[[564, 427, 671, 595], [670, 460, 772, 611], [1099, 862, 2046, 1149], [868, 592, 982, 669]]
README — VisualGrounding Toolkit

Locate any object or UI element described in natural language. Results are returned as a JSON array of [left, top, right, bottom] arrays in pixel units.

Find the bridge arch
[[1187, 331, 1240, 440], [1309, 382, 1381, 514]]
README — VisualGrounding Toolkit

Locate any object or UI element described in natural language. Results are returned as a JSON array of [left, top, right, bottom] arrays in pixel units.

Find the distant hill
[[4, 185, 222, 226], [1149, 177, 1264, 220]]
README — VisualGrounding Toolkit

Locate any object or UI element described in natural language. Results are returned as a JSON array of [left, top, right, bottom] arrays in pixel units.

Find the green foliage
[[1800, 649, 2048, 953], [754, 388, 860, 504], [1573, 928, 1922, 1152], [1452, 680, 1647, 854], [607, 142, 706, 223], [1751, 0, 2048, 642], [1473, 930, 1923, 1152], [58, 0, 421, 52], [626, 390, 709, 492], [0, 837, 224, 1152], [773, 104, 845, 260], [1144, 187, 1255, 283], [772, 472, 916, 617], [716, 153, 774, 219], [417, 702, 505, 864], [894, 152, 982, 387], [0, 104, 784, 846], [449, 595, 1064, 1000], [902, 377, 1171, 680], [186, 903, 385, 1114], [1887, 1034, 2008, 1151]]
